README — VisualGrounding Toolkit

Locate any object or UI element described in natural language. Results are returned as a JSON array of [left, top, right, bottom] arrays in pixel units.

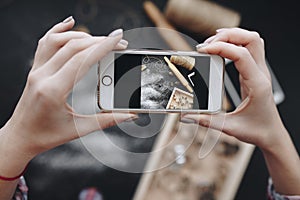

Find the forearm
[[0, 123, 32, 200], [261, 126, 300, 195], [0, 180, 18, 200]]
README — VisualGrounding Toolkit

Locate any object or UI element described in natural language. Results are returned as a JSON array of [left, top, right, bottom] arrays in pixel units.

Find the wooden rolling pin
[[143, 1, 193, 51], [164, 56, 193, 93], [164, 0, 241, 36]]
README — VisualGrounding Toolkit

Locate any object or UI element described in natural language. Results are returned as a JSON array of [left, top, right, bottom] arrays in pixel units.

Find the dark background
[[0, 0, 299, 199]]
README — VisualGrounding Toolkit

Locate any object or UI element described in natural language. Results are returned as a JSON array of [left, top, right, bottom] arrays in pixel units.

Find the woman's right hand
[[183, 28, 300, 196], [181, 28, 287, 152]]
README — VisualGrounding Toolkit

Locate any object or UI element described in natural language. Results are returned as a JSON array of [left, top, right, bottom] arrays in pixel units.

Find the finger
[[41, 36, 106, 75], [53, 30, 124, 95], [40, 37, 128, 76], [114, 39, 129, 50], [197, 41, 266, 88], [73, 113, 138, 137], [47, 16, 75, 35], [180, 111, 258, 144], [208, 28, 262, 46], [203, 35, 216, 44], [180, 113, 236, 137], [205, 28, 267, 69], [33, 31, 91, 69]]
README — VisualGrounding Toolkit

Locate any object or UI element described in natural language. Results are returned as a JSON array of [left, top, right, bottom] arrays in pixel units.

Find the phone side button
[[102, 75, 112, 86]]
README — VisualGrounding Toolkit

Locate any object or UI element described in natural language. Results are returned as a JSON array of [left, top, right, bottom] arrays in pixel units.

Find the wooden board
[[133, 114, 255, 200]]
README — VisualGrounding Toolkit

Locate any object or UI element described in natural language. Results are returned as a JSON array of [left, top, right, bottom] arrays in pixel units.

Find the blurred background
[[0, 0, 299, 199]]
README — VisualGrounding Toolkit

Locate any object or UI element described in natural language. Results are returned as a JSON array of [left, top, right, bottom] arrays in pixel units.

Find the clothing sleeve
[[268, 178, 300, 200], [12, 176, 28, 200]]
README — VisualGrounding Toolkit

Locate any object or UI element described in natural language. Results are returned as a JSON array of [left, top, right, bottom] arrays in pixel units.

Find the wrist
[[258, 122, 292, 156], [0, 122, 34, 178], [251, 106, 290, 154], [259, 125, 300, 195]]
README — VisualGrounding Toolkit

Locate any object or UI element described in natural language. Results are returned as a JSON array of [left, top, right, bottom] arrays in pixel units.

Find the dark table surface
[[0, 0, 299, 199]]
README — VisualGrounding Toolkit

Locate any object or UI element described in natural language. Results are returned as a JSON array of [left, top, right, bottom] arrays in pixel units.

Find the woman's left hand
[[2, 17, 136, 161]]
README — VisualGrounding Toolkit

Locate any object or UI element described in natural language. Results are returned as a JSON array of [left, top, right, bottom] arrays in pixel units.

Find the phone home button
[[102, 75, 112, 86]]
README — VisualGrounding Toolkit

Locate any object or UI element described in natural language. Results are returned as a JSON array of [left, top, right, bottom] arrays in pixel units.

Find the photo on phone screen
[[113, 53, 211, 110]]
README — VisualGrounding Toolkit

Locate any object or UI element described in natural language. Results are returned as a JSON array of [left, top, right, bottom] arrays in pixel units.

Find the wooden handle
[[164, 0, 241, 36], [143, 1, 193, 51], [164, 56, 193, 93]]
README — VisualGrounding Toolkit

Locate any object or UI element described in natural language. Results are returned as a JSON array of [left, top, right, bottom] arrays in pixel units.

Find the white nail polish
[[108, 29, 123, 37], [180, 117, 196, 124], [196, 43, 208, 49], [63, 16, 73, 23], [124, 115, 138, 122], [118, 39, 128, 46], [216, 28, 227, 33]]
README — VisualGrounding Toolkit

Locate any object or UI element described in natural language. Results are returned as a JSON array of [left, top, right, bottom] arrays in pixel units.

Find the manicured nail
[[124, 114, 139, 122], [204, 35, 216, 44], [216, 28, 227, 33], [196, 43, 208, 49], [63, 16, 73, 23], [118, 39, 128, 46], [180, 117, 197, 124], [108, 29, 123, 37], [199, 119, 210, 127]]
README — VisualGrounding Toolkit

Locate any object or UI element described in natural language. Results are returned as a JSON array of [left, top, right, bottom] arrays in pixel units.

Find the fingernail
[[124, 114, 139, 122], [118, 39, 128, 46], [180, 117, 197, 124], [199, 119, 210, 127], [216, 28, 226, 33], [63, 16, 73, 23], [196, 43, 208, 49], [204, 35, 216, 44], [108, 29, 123, 37]]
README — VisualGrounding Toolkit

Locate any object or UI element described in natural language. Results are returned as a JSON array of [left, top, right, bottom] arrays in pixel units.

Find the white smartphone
[[98, 49, 225, 113]]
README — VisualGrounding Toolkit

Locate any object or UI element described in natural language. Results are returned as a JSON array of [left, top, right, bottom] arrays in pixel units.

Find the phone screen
[[113, 53, 210, 110]]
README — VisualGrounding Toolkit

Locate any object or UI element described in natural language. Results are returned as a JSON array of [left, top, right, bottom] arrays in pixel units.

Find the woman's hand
[[0, 17, 137, 199], [181, 28, 286, 151], [182, 28, 300, 195], [1, 17, 137, 160]]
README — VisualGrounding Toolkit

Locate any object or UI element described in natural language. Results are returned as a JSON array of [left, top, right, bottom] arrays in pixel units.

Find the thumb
[[180, 112, 235, 136], [96, 112, 138, 130], [74, 113, 138, 137]]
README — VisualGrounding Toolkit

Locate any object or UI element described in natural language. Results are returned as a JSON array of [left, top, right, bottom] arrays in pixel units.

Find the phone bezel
[[98, 49, 224, 113]]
